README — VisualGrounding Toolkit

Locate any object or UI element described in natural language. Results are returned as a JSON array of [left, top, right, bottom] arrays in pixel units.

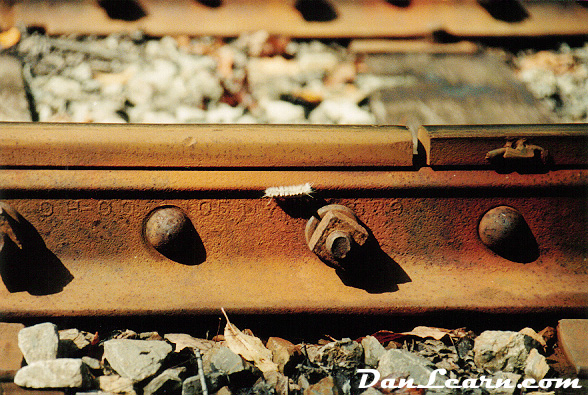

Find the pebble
[[360, 336, 385, 368], [182, 373, 226, 395], [43, 76, 83, 99], [103, 339, 173, 382], [317, 339, 363, 374], [260, 100, 306, 123], [209, 345, 245, 375], [99, 375, 136, 395], [143, 367, 186, 395], [18, 323, 59, 364], [266, 337, 298, 373], [14, 359, 89, 388], [175, 106, 206, 123], [59, 329, 92, 357], [81, 357, 101, 371], [524, 348, 549, 381], [205, 104, 244, 123], [309, 100, 375, 124], [377, 349, 449, 392], [473, 331, 540, 373]]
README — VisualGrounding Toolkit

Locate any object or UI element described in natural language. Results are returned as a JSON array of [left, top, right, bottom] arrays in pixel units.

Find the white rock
[[14, 359, 89, 388], [473, 331, 539, 373], [103, 339, 172, 382], [377, 349, 449, 393], [247, 57, 300, 87], [235, 114, 258, 124], [524, 348, 550, 381], [81, 356, 101, 370], [175, 106, 206, 123], [99, 375, 136, 395], [297, 52, 340, 76], [205, 104, 244, 123], [59, 329, 91, 356], [18, 323, 59, 363], [210, 346, 245, 375], [68, 63, 93, 81], [44, 76, 82, 99], [141, 111, 177, 124], [519, 69, 557, 99], [177, 55, 217, 78], [187, 70, 223, 102], [143, 368, 185, 395], [309, 100, 375, 124], [126, 77, 155, 106], [260, 100, 305, 123], [361, 336, 386, 367]]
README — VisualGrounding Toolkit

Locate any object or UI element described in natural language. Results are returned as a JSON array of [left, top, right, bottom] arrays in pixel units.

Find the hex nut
[[305, 204, 368, 267]]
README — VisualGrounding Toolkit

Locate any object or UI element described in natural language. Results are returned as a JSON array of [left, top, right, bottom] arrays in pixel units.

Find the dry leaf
[[366, 327, 468, 344], [221, 308, 278, 374], [164, 333, 216, 353], [400, 326, 453, 340], [0, 27, 21, 50]]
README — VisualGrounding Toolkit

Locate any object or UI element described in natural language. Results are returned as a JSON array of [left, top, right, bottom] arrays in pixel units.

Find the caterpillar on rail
[[263, 183, 314, 199]]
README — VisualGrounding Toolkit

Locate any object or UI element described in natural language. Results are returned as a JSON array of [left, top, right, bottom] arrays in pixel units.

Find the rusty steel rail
[[0, 123, 587, 317], [2, 0, 588, 38]]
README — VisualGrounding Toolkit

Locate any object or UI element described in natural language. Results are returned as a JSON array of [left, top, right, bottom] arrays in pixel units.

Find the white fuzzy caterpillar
[[263, 183, 314, 198]]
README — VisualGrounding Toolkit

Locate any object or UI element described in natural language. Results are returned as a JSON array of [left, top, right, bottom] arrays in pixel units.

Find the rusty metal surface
[[0, 122, 586, 316], [3, 0, 588, 38], [558, 319, 588, 378], [0, 323, 24, 380], [0, 123, 413, 168], [0, 168, 586, 316], [419, 124, 588, 167]]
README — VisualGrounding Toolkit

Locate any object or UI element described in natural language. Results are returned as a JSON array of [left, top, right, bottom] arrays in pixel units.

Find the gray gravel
[[15, 32, 377, 124], [515, 43, 588, 122]]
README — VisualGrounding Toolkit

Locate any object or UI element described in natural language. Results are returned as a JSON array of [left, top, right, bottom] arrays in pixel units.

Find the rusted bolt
[[326, 231, 352, 260], [305, 204, 369, 268], [144, 206, 191, 257], [478, 205, 538, 262]]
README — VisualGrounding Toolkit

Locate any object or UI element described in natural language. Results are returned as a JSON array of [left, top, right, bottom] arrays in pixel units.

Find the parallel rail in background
[[2, 0, 588, 38], [0, 122, 586, 317]]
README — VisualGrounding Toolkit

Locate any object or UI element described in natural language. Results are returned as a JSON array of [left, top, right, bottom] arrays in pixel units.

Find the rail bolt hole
[[195, 0, 223, 8], [97, 0, 147, 21], [295, 0, 338, 22]]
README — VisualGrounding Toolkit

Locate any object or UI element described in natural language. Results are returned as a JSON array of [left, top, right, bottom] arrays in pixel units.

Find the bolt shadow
[[153, 220, 207, 266], [483, 220, 539, 263], [274, 199, 411, 293], [0, 214, 73, 295], [274, 196, 329, 219], [487, 155, 552, 174], [333, 232, 412, 294]]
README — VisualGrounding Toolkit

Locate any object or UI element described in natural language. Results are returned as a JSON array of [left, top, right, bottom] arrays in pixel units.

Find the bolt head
[[144, 207, 190, 253], [478, 205, 538, 262]]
